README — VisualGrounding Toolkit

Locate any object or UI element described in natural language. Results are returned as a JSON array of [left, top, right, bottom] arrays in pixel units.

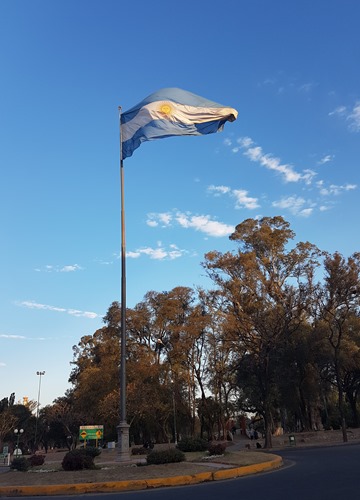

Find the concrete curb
[[0, 456, 283, 496]]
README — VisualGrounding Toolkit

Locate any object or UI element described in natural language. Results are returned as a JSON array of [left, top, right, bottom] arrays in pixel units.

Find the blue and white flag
[[121, 88, 238, 159]]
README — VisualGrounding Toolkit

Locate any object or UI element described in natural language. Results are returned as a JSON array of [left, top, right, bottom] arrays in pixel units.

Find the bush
[[10, 457, 30, 472], [147, 448, 185, 465], [29, 454, 45, 467], [131, 447, 149, 455], [207, 442, 227, 456], [177, 437, 208, 452], [62, 449, 97, 471], [82, 446, 101, 459]]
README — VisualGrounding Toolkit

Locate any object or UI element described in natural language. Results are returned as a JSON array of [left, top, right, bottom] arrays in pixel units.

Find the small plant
[[62, 448, 98, 471], [131, 446, 149, 455], [177, 437, 208, 452], [10, 457, 30, 472], [207, 442, 227, 456], [147, 448, 185, 465]]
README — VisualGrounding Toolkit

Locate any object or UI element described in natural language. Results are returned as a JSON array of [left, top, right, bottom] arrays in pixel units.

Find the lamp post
[[34, 371, 45, 449], [14, 428, 24, 457]]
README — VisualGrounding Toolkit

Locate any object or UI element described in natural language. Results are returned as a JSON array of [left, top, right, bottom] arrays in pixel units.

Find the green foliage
[[146, 448, 185, 465], [29, 454, 45, 466], [207, 442, 227, 456], [177, 437, 208, 452], [61, 448, 97, 471], [10, 457, 30, 471]]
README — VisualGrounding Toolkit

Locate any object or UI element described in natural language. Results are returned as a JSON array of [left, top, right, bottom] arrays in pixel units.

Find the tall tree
[[314, 251, 360, 441], [203, 216, 321, 447]]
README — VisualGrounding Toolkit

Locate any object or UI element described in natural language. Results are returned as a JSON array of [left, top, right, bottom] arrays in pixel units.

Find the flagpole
[[116, 106, 130, 461]]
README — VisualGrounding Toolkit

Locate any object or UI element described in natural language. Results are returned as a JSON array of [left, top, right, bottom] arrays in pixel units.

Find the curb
[[0, 456, 282, 496]]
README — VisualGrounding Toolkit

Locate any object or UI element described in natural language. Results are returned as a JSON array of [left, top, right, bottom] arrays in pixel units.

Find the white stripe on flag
[[122, 101, 237, 143]]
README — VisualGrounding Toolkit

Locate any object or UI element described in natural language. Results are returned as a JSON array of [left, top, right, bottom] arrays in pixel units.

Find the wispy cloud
[[318, 183, 357, 196], [225, 137, 356, 204], [207, 185, 260, 210], [35, 264, 83, 273], [233, 137, 302, 183], [272, 196, 314, 217], [0, 334, 26, 339], [329, 102, 360, 132], [0, 362, 6, 367], [127, 243, 187, 261], [147, 211, 234, 237], [318, 155, 334, 165], [17, 301, 100, 319]]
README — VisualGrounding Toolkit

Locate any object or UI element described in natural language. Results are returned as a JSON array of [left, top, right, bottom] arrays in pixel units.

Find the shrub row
[[146, 448, 185, 465], [176, 437, 208, 452], [176, 437, 226, 456], [10, 454, 46, 472]]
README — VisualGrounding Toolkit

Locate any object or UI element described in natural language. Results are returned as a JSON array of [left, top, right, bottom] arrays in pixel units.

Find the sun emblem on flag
[[159, 102, 172, 117]]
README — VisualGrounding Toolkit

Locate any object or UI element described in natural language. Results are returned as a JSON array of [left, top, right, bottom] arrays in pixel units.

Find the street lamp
[[14, 428, 24, 457], [34, 371, 45, 449]]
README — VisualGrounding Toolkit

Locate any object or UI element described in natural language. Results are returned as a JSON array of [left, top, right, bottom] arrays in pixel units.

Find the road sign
[[79, 425, 104, 440]]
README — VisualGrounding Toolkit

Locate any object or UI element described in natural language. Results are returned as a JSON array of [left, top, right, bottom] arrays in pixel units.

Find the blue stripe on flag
[[121, 88, 237, 159]]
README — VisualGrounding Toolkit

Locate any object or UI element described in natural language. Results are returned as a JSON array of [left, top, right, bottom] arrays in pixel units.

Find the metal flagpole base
[[115, 421, 131, 462]]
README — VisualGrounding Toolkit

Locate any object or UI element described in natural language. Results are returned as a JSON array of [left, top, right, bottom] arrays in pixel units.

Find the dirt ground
[[0, 428, 359, 488]]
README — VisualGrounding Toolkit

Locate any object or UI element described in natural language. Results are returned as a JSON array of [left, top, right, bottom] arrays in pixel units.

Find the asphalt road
[[4, 444, 359, 499]]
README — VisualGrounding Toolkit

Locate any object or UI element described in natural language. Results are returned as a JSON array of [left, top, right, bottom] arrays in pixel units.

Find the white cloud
[[0, 334, 26, 339], [35, 264, 83, 273], [329, 106, 347, 117], [237, 137, 253, 148], [208, 183, 259, 210], [235, 138, 302, 183], [272, 196, 314, 217], [127, 243, 186, 261], [0, 362, 6, 367], [318, 155, 333, 165], [17, 301, 100, 319], [146, 212, 172, 227], [301, 169, 317, 185], [348, 102, 360, 132], [207, 185, 231, 196], [319, 183, 357, 196], [175, 212, 234, 237], [232, 189, 260, 209], [329, 102, 360, 132], [60, 264, 83, 273], [147, 210, 234, 238]]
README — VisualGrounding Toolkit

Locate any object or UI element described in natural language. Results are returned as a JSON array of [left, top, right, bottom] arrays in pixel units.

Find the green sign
[[79, 425, 104, 440]]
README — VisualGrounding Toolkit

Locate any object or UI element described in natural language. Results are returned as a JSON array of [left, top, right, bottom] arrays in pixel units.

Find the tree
[[314, 252, 360, 441], [203, 216, 322, 447]]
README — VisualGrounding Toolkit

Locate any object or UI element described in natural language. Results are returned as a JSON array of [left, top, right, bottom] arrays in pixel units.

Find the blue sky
[[1, 0, 359, 408]]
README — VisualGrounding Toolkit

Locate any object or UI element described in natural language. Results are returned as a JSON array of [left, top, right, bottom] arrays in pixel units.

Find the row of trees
[[1, 217, 360, 450]]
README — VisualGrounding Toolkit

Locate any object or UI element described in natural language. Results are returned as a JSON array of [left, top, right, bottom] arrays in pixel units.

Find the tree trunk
[[263, 405, 273, 448], [335, 358, 348, 443]]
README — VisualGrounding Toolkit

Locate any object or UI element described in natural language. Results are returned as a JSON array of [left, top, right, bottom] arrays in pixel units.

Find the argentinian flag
[[121, 88, 238, 160]]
